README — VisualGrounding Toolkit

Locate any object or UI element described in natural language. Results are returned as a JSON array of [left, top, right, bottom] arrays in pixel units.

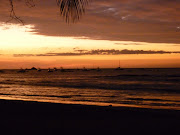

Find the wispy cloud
[[114, 43, 144, 45], [13, 49, 180, 57]]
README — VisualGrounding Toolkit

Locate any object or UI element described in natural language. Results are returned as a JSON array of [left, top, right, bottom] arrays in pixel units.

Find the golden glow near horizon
[[1, 23, 180, 53], [0, 23, 180, 68]]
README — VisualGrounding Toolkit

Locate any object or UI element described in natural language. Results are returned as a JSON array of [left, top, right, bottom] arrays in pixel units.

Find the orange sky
[[0, 0, 180, 68]]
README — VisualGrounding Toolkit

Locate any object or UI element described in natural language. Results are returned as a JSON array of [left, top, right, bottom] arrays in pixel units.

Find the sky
[[0, 0, 180, 68]]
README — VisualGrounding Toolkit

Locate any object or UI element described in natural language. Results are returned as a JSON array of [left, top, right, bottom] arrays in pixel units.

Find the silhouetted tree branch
[[7, 0, 24, 24], [25, 0, 35, 8], [7, 0, 89, 24]]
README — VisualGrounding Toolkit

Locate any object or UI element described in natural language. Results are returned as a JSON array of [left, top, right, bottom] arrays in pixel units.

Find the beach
[[0, 99, 180, 135], [0, 68, 180, 134]]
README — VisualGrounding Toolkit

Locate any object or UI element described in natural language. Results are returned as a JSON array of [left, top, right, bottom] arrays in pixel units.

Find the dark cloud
[[73, 47, 88, 53], [114, 43, 144, 45], [1, 0, 180, 43], [13, 49, 180, 57], [13, 54, 35, 57]]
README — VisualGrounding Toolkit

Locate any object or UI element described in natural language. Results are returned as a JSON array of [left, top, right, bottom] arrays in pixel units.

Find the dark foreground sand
[[0, 99, 179, 135]]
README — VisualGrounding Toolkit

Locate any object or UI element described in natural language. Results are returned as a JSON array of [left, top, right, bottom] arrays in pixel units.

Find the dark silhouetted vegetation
[[8, 0, 89, 24]]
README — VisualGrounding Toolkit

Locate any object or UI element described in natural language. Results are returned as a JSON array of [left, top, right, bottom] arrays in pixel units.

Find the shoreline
[[1, 95, 180, 111], [1, 97, 180, 111], [0, 99, 180, 134]]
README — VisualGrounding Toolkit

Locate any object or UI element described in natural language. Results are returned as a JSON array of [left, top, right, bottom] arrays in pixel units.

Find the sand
[[0, 99, 179, 135]]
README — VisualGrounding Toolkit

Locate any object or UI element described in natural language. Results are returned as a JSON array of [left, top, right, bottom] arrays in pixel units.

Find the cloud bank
[[13, 49, 180, 57], [0, 0, 180, 43]]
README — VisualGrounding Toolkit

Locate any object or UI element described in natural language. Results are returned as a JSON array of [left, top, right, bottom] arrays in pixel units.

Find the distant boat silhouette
[[115, 66, 123, 70], [0, 70, 4, 73], [30, 67, 37, 70], [48, 68, 53, 72], [60, 67, 66, 72], [82, 67, 89, 71], [97, 67, 101, 71], [115, 60, 123, 70], [54, 67, 58, 71], [18, 68, 26, 73], [37, 68, 41, 72]]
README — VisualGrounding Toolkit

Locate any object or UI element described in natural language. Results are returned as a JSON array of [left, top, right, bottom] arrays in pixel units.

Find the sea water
[[0, 68, 180, 110]]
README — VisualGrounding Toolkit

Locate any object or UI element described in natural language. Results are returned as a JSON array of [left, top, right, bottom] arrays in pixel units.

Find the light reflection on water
[[0, 68, 180, 110]]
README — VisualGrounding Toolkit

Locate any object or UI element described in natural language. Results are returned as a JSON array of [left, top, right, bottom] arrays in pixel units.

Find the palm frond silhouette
[[8, 0, 89, 24], [56, 0, 89, 22]]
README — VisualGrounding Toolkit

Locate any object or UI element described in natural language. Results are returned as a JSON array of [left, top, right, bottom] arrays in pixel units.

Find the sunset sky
[[0, 0, 180, 68]]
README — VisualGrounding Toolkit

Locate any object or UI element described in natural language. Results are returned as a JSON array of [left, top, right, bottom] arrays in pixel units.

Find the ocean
[[0, 68, 180, 110]]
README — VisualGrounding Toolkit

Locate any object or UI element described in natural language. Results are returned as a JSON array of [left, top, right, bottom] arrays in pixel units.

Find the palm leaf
[[56, 0, 89, 22], [8, 0, 88, 23]]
